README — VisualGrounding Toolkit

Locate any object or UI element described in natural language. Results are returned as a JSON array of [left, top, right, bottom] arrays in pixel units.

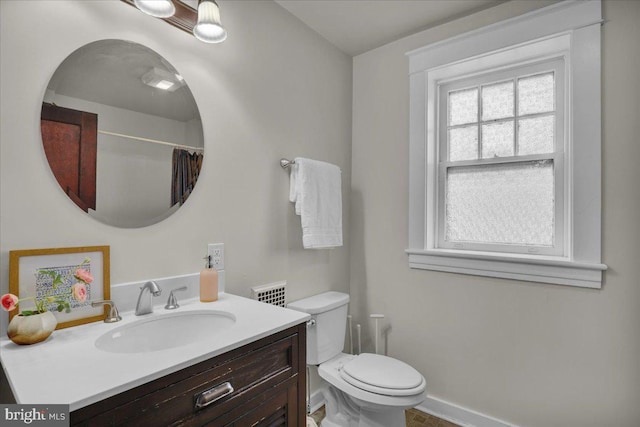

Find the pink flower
[[1, 293, 19, 311], [71, 283, 87, 302], [74, 269, 93, 284]]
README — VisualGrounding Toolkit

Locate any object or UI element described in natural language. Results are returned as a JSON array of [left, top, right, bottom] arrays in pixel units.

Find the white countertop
[[0, 293, 309, 411]]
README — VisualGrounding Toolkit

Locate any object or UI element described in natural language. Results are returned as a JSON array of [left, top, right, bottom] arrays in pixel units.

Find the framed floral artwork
[[8, 246, 110, 329]]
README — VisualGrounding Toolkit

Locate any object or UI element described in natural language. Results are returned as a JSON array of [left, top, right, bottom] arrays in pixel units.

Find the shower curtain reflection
[[172, 148, 203, 206]]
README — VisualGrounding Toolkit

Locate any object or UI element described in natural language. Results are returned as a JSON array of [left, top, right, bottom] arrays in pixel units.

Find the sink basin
[[95, 310, 236, 354]]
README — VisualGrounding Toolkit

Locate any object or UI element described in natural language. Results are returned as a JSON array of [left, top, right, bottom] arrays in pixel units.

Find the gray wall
[[0, 0, 352, 328], [351, 1, 640, 426]]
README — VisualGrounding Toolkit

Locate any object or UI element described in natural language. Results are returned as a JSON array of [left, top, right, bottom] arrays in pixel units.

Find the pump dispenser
[[200, 255, 218, 302]]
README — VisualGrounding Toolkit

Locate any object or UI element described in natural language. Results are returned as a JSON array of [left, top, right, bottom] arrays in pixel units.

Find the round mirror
[[41, 40, 203, 228]]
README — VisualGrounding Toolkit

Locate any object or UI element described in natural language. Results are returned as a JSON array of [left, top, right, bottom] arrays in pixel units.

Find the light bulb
[[193, 0, 227, 44], [134, 0, 176, 19]]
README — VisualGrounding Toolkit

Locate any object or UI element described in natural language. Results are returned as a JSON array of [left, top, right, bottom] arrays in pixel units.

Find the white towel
[[289, 157, 342, 249]]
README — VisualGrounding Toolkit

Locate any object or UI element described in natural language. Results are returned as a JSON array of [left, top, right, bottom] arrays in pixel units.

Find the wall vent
[[250, 281, 287, 307]]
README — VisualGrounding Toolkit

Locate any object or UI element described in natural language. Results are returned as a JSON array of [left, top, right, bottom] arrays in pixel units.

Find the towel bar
[[280, 158, 295, 169], [280, 158, 342, 172]]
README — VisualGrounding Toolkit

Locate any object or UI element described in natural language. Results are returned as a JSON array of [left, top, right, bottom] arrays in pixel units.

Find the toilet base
[[320, 385, 407, 427]]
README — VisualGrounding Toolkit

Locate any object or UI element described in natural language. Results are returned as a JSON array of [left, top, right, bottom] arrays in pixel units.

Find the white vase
[[7, 311, 58, 345]]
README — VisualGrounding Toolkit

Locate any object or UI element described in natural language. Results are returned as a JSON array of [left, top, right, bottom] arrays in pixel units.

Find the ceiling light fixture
[[193, 0, 227, 44], [133, 0, 176, 19]]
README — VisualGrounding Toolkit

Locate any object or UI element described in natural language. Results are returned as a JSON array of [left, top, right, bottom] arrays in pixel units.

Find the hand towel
[[289, 157, 342, 249]]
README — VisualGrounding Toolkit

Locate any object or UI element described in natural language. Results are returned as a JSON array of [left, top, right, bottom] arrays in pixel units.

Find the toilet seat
[[318, 353, 427, 409], [339, 353, 426, 397]]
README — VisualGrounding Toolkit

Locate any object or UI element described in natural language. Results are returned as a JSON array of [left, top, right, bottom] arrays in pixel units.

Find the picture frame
[[9, 246, 110, 329]]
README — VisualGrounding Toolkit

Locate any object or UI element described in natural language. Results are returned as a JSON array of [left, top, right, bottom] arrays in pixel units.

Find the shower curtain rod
[[98, 129, 204, 152]]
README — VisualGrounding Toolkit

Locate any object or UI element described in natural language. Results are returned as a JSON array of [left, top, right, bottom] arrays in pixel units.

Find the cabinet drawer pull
[[194, 382, 234, 409]]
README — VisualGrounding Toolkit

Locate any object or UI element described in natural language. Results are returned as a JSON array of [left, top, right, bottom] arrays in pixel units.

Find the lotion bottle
[[200, 255, 218, 302]]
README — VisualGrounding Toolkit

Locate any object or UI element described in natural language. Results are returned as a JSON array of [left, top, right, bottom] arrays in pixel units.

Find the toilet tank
[[287, 292, 350, 365]]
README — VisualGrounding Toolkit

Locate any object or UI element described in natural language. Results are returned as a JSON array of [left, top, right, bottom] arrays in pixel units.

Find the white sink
[[95, 310, 236, 354]]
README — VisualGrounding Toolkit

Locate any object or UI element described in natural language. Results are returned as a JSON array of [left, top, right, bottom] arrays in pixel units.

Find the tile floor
[[309, 406, 460, 427]]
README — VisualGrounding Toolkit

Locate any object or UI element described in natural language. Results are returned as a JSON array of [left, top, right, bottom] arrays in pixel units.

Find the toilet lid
[[339, 353, 426, 396]]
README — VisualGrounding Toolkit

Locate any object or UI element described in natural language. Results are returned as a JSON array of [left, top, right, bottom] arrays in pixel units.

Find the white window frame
[[406, 0, 606, 288]]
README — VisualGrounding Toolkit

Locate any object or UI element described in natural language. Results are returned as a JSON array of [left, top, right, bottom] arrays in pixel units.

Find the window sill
[[406, 249, 607, 288]]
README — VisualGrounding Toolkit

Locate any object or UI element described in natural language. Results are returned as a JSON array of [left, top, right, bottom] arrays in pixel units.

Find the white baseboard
[[308, 389, 516, 427], [308, 389, 325, 414], [416, 395, 518, 427]]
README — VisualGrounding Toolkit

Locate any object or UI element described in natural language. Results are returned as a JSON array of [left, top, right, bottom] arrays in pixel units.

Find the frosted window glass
[[518, 73, 554, 115], [449, 126, 478, 161], [449, 88, 478, 126], [446, 160, 554, 246], [518, 115, 554, 155], [482, 81, 514, 121], [482, 121, 514, 158]]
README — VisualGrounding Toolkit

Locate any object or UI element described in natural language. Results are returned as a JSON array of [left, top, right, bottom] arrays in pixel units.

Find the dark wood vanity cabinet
[[71, 323, 306, 427]]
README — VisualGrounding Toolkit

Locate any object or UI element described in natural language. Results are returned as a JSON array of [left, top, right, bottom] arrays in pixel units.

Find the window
[[406, 1, 606, 288], [439, 59, 564, 256]]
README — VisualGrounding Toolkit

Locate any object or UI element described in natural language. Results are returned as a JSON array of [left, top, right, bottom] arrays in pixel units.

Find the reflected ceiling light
[[193, 0, 227, 44], [141, 67, 185, 92], [134, 0, 176, 19]]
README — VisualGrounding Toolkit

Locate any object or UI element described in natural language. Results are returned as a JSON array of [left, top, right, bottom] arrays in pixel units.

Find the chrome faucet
[[135, 281, 162, 316]]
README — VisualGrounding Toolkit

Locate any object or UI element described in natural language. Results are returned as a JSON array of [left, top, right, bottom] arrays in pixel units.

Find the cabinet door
[[222, 380, 298, 427]]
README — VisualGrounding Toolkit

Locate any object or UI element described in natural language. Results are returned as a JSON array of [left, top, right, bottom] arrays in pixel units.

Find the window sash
[[437, 154, 563, 255], [436, 58, 565, 256]]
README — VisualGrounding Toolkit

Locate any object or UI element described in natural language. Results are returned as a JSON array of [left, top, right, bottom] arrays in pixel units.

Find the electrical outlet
[[207, 243, 224, 270]]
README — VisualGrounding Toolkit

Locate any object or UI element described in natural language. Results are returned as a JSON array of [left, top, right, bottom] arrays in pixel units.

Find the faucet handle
[[91, 300, 122, 323], [165, 286, 188, 310]]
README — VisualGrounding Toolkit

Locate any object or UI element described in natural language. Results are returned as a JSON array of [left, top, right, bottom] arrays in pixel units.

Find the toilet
[[288, 292, 426, 427]]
